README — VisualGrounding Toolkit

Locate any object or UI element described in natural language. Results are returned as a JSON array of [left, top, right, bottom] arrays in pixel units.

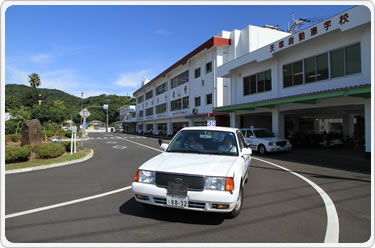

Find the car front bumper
[[267, 144, 292, 152], [131, 182, 239, 213]]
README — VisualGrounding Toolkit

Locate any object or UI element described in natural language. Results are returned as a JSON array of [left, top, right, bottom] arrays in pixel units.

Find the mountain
[[5, 84, 136, 124]]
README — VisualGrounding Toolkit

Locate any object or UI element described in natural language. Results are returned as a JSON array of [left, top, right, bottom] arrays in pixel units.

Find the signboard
[[82, 122, 87, 128], [72, 126, 77, 133], [103, 104, 109, 110], [207, 120, 216, 127], [79, 109, 91, 118]]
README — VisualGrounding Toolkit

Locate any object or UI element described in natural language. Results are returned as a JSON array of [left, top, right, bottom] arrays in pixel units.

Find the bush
[[5, 120, 22, 135], [62, 141, 72, 152], [44, 129, 55, 137], [33, 143, 66, 159], [5, 146, 31, 163], [6, 134, 22, 143], [65, 130, 72, 138]]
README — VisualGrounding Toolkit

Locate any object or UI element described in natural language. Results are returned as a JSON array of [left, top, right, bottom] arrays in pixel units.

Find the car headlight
[[135, 170, 155, 184], [205, 177, 226, 191]]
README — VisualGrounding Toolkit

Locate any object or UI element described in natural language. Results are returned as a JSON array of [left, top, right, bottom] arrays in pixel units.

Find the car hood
[[139, 152, 237, 177]]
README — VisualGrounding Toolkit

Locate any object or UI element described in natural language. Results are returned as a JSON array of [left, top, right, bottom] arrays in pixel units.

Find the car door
[[236, 131, 251, 179]]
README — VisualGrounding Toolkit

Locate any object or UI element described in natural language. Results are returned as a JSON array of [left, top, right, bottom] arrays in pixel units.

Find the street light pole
[[106, 107, 109, 133], [80, 92, 83, 148]]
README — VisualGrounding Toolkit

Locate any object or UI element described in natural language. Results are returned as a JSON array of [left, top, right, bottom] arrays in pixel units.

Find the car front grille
[[155, 172, 205, 191], [276, 141, 287, 147]]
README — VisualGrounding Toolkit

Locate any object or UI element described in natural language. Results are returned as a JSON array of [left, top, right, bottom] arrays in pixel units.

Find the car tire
[[258, 144, 267, 155], [225, 185, 243, 219]]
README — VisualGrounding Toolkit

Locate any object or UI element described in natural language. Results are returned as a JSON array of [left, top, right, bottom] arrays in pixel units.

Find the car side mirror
[[242, 148, 252, 155], [158, 139, 162, 146], [160, 143, 168, 151]]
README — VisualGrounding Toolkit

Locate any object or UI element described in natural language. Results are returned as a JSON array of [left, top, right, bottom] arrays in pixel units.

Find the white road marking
[[5, 186, 132, 219], [113, 145, 127, 149], [253, 157, 339, 243], [106, 141, 117, 144], [109, 135, 162, 153]]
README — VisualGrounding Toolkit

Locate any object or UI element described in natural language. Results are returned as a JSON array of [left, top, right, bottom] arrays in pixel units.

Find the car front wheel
[[225, 185, 243, 219], [258, 144, 267, 155]]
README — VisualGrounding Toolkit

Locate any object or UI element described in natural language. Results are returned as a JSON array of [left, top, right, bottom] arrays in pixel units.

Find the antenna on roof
[[287, 11, 324, 34]]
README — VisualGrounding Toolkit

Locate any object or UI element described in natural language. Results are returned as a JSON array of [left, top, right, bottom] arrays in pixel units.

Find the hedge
[[62, 141, 72, 152], [44, 129, 55, 137], [6, 134, 22, 143], [5, 120, 22, 135], [5, 146, 32, 163], [33, 143, 66, 159]]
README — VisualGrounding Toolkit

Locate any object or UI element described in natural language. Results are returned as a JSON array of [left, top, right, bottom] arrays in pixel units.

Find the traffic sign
[[72, 126, 77, 133], [103, 104, 108, 110], [79, 109, 91, 118]]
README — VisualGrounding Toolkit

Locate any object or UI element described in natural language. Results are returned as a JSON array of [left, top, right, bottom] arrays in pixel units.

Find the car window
[[166, 130, 238, 156], [253, 129, 274, 138], [240, 130, 246, 137]]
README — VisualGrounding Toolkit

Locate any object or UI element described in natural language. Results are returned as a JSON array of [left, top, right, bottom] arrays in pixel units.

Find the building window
[[145, 90, 153, 100], [171, 98, 182, 111], [195, 68, 201, 78], [195, 96, 201, 107], [171, 70, 189, 89], [243, 70, 271, 95], [331, 43, 361, 78], [156, 82, 167, 95], [206, 94, 212, 105], [283, 61, 303, 87], [206, 62, 212, 73], [137, 95, 144, 103], [183, 96, 189, 109], [156, 103, 167, 114], [145, 107, 153, 116], [139, 110, 144, 118], [304, 53, 329, 83]]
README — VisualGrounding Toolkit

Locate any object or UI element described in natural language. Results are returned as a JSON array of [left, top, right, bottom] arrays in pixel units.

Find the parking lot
[[5, 132, 371, 243]]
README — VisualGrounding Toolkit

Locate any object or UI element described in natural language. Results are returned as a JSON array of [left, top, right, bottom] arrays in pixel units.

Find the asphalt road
[[5, 132, 371, 243]]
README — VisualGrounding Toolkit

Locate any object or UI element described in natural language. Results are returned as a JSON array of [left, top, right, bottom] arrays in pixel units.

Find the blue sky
[[5, 4, 353, 98]]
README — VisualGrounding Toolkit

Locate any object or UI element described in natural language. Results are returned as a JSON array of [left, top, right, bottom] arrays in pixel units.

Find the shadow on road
[[119, 198, 224, 225]]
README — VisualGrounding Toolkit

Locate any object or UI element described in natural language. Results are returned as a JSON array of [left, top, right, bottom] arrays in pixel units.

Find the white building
[[119, 105, 136, 133], [215, 6, 371, 155], [133, 25, 290, 136]]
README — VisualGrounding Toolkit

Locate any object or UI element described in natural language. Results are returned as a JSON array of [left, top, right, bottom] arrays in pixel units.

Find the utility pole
[[80, 92, 83, 148], [106, 107, 109, 133]]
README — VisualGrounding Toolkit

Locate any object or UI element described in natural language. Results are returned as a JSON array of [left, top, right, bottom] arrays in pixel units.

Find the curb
[[5, 150, 94, 175]]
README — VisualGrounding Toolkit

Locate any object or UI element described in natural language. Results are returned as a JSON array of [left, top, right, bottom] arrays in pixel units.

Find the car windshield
[[253, 129, 274, 138], [166, 130, 238, 156]]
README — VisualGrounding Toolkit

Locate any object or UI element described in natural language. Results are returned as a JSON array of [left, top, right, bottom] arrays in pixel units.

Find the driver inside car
[[218, 135, 237, 153], [185, 134, 204, 150]]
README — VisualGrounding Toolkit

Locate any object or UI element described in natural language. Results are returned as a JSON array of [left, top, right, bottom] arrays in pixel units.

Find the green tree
[[28, 73, 41, 88], [5, 96, 22, 112]]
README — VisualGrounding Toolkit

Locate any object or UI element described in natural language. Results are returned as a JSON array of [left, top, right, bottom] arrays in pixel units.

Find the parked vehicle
[[240, 128, 292, 155], [132, 127, 252, 218]]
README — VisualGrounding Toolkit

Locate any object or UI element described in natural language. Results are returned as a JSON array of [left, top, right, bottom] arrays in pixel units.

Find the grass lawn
[[5, 149, 92, 171]]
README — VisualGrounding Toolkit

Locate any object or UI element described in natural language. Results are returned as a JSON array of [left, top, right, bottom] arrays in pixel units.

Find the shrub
[[5, 146, 31, 163], [6, 134, 22, 143], [65, 130, 72, 138], [5, 120, 22, 135], [44, 129, 55, 137], [33, 143, 66, 159], [62, 141, 72, 152]]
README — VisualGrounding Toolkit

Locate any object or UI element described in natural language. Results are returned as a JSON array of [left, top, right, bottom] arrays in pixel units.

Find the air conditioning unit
[[192, 108, 198, 115]]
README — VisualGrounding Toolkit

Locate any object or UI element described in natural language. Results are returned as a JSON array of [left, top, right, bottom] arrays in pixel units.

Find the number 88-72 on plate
[[167, 195, 188, 208]]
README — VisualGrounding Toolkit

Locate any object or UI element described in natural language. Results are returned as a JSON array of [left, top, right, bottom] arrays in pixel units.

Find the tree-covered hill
[[5, 84, 136, 125]]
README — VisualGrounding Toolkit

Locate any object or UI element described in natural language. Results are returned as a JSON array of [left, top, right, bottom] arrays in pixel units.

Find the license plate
[[166, 195, 189, 208]]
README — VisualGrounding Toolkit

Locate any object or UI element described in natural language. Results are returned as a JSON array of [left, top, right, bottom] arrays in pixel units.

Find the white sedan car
[[240, 128, 292, 155], [132, 126, 252, 218]]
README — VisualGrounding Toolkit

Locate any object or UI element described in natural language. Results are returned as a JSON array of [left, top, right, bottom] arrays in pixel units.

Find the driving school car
[[240, 128, 292, 155], [132, 126, 252, 218]]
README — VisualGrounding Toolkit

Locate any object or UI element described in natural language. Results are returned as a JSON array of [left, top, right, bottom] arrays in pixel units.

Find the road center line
[[5, 186, 132, 219], [253, 157, 339, 243]]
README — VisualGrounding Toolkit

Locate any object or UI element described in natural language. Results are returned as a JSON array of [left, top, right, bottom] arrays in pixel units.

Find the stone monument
[[21, 119, 42, 146]]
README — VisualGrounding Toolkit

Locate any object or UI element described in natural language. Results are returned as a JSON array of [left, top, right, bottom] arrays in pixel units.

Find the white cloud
[[30, 53, 54, 63], [113, 70, 153, 88]]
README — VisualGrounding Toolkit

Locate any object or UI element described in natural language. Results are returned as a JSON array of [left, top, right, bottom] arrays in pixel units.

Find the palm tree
[[28, 73, 41, 88]]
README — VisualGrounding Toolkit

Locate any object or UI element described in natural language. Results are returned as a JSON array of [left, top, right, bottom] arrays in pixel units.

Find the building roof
[[133, 36, 230, 96]]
